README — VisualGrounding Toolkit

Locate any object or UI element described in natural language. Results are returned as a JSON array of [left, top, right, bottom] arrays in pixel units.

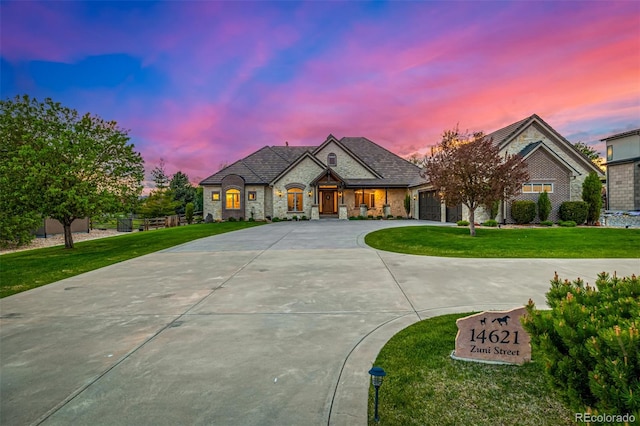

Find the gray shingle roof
[[485, 115, 534, 148], [200, 138, 424, 187]]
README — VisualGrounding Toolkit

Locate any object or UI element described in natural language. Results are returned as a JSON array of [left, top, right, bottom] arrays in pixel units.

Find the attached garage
[[419, 191, 441, 221]]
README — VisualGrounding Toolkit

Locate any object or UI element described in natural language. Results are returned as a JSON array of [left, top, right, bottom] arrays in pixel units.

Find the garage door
[[419, 191, 441, 221], [446, 204, 462, 223]]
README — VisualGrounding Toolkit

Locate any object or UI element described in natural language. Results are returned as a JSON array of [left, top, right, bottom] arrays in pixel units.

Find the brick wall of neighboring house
[[504, 149, 571, 223], [608, 162, 636, 210], [272, 157, 323, 219], [315, 141, 377, 179], [221, 174, 245, 221]]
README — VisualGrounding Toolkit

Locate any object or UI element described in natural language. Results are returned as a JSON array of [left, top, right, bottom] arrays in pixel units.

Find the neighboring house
[[416, 114, 605, 223], [200, 135, 423, 221], [602, 128, 640, 211], [35, 217, 90, 237]]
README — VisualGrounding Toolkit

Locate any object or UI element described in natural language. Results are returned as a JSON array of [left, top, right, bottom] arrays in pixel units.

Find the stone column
[[338, 204, 348, 220], [359, 204, 368, 217], [383, 204, 391, 218], [311, 205, 320, 220]]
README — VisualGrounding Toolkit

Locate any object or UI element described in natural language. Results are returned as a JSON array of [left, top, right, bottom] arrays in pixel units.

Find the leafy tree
[[138, 190, 180, 218], [0, 95, 144, 248], [194, 186, 203, 213], [169, 171, 196, 214], [537, 191, 552, 222], [574, 142, 605, 171], [423, 127, 529, 236], [582, 172, 603, 225], [406, 152, 424, 166]]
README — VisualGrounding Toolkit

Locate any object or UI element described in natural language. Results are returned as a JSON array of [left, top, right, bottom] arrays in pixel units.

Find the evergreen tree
[[537, 191, 552, 222], [582, 172, 603, 225], [169, 171, 196, 214]]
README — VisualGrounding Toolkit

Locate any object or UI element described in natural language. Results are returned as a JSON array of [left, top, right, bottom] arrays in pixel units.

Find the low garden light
[[368, 366, 386, 422]]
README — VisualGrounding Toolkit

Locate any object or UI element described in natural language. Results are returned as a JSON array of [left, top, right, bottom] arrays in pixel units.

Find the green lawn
[[365, 226, 640, 258], [369, 313, 574, 425], [0, 221, 264, 298]]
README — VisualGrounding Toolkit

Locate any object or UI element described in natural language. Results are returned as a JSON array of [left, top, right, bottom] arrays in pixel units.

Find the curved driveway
[[1, 221, 637, 425]]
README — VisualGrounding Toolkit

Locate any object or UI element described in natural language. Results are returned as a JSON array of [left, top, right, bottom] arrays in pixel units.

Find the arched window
[[327, 153, 337, 167], [225, 189, 241, 209], [287, 188, 303, 212]]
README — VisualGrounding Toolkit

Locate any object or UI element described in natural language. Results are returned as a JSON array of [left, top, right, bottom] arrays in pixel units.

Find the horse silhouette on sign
[[492, 315, 510, 326]]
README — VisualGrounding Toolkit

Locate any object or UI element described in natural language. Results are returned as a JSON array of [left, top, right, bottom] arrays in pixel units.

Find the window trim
[[287, 187, 304, 212], [606, 145, 613, 161], [248, 191, 257, 201], [327, 153, 337, 167], [212, 191, 220, 201], [522, 183, 554, 194], [355, 191, 376, 208], [225, 188, 241, 209]]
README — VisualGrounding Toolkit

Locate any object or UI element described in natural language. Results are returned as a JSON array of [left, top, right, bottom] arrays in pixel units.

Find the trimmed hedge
[[511, 200, 536, 224], [482, 219, 498, 227], [559, 201, 588, 224]]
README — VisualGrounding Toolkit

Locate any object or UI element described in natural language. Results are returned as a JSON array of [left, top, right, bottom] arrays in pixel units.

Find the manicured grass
[[369, 313, 574, 425], [365, 226, 640, 258], [0, 222, 264, 298]]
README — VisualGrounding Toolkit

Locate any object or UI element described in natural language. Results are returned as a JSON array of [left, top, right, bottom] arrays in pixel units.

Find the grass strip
[[365, 226, 640, 258], [369, 313, 574, 425], [0, 222, 264, 298]]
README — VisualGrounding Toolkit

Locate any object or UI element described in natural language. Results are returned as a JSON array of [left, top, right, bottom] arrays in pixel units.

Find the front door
[[321, 191, 336, 214]]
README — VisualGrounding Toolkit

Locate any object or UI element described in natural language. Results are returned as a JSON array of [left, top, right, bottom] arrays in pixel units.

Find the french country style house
[[200, 114, 604, 223], [200, 135, 423, 221]]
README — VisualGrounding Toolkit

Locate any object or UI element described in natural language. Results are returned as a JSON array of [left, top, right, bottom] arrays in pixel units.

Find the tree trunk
[[469, 208, 476, 237], [63, 220, 74, 249]]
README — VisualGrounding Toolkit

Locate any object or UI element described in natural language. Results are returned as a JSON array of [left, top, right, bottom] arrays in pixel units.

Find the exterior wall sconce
[[368, 366, 386, 422], [308, 190, 313, 197], [413, 195, 417, 200], [338, 191, 343, 197], [277, 190, 283, 198]]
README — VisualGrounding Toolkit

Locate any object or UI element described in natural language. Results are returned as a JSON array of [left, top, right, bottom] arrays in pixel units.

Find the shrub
[[348, 216, 357, 220], [540, 220, 554, 227], [511, 200, 536, 224], [522, 273, 640, 415], [376, 215, 383, 220], [227, 217, 237, 222], [185, 202, 195, 224], [272, 217, 281, 222], [559, 201, 588, 224], [487, 200, 500, 220], [292, 215, 298, 221], [396, 215, 404, 219], [358, 215, 366, 220], [558, 220, 576, 227], [457, 220, 469, 226], [404, 194, 411, 217], [387, 215, 394, 219], [537, 191, 552, 222], [367, 215, 374, 219], [248, 217, 255, 222], [301, 215, 307, 221], [482, 219, 498, 227], [582, 172, 603, 225]]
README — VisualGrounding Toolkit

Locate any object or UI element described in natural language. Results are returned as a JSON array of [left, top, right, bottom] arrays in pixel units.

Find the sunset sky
[[2, 1, 639, 187]]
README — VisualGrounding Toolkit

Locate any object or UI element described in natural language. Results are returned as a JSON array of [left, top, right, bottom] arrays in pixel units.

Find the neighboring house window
[[212, 191, 220, 201], [248, 191, 256, 201], [287, 188, 303, 211], [606, 145, 613, 161], [225, 189, 241, 209], [522, 183, 553, 193], [355, 192, 375, 208], [327, 153, 337, 167]]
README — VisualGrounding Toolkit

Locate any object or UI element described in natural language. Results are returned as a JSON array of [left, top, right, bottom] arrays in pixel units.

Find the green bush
[[457, 220, 469, 226], [376, 215, 383, 220], [348, 216, 357, 220], [185, 202, 195, 224], [301, 215, 307, 221], [558, 220, 577, 227], [482, 219, 498, 227], [272, 217, 281, 222], [559, 201, 588, 224], [511, 200, 536, 224], [387, 215, 394, 219], [227, 217, 237, 222], [540, 220, 554, 227], [537, 192, 552, 222], [396, 215, 404, 220], [522, 273, 640, 416]]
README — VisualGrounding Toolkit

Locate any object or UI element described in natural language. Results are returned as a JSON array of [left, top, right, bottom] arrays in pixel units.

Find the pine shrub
[[522, 273, 640, 415], [559, 201, 588, 224], [582, 172, 603, 225], [511, 200, 536, 224]]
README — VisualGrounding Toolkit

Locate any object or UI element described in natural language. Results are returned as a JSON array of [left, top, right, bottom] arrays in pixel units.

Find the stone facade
[[608, 162, 638, 210], [315, 141, 376, 179], [272, 157, 323, 219]]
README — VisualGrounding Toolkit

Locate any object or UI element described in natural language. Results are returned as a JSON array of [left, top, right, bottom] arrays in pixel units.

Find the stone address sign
[[452, 307, 531, 365]]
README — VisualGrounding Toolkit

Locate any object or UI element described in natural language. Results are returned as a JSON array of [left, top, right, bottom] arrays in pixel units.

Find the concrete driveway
[[1, 221, 637, 425]]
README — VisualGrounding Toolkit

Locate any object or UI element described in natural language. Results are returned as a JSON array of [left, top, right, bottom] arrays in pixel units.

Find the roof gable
[[487, 114, 604, 176]]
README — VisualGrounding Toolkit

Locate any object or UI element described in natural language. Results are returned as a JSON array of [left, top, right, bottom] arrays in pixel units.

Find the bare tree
[[422, 127, 529, 236]]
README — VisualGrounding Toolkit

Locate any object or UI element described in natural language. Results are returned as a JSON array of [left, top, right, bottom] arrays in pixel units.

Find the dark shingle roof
[[199, 146, 312, 185], [485, 115, 534, 148], [340, 137, 423, 186]]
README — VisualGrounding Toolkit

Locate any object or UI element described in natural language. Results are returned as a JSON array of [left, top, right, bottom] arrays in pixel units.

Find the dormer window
[[327, 153, 337, 167]]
